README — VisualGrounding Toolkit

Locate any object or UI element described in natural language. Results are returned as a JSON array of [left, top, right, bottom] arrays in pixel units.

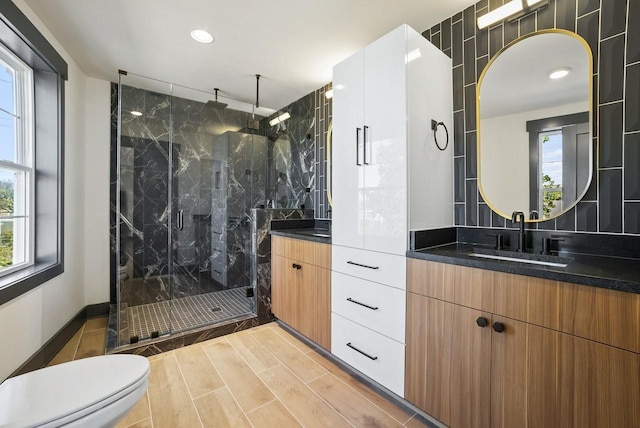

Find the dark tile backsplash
[[426, 0, 640, 237]]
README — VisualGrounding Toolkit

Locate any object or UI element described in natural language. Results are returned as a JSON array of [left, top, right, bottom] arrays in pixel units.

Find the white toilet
[[0, 354, 150, 428]]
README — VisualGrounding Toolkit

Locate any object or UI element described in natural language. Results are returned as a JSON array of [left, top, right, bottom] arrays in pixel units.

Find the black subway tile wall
[[313, 83, 332, 219], [626, 64, 640, 132], [427, 0, 640, 236], [625, 133, 640, 200], [599, 35, 626, 104], [628, 0, 640, 64], [578, 0, 599, 17], [600, 169, 623, 233], [599, 102, 624, 168]]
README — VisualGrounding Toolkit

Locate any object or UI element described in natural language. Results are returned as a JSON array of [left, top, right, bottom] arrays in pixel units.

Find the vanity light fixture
[[190, 29, 214, 44], [477, 0, 548, 29], [548, 67, 572, 80], [130, 110, 143, 116], [269, 112, 291, 126], [325, 89, 334, 99]]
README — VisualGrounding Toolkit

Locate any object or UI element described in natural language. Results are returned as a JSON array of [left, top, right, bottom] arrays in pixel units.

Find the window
[[539, 129, 563, 218], [0, 2, 67, 305], [0, 44, 34, 276]]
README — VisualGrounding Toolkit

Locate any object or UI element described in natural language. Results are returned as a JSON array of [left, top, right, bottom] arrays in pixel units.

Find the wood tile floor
[[50, 319, 431, 428]]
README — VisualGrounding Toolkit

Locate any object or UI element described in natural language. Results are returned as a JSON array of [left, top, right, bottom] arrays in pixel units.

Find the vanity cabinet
[[271, 236, 331, 351], [331, 23, 453, 397], [332, 24, 453, 255], [406, 258, 640, 427]]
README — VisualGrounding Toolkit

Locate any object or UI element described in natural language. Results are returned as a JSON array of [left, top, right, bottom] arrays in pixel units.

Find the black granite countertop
[[269, 228, 331, 244], [407, 243, 640, 294]]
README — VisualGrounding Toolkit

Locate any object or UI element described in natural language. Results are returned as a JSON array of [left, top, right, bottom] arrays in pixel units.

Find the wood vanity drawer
[[332, 271, 406, 343], [332, 245, 406, 289], [271, 236, 331, 269], [332, 313, 405, 396]]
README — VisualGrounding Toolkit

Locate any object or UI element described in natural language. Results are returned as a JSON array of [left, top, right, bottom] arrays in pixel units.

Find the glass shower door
[[116, 73, 174, 346], [168, 85, 259, 334]]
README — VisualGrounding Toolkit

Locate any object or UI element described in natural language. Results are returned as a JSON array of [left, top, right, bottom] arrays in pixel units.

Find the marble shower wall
[[260, 83, 332, 218]]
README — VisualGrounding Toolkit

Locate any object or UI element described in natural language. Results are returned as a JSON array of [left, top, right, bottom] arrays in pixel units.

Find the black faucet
[[511, 211, 526, 252]]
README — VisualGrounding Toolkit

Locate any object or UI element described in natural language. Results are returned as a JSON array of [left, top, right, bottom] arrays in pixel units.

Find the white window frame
[[0, 42, 34, 277]]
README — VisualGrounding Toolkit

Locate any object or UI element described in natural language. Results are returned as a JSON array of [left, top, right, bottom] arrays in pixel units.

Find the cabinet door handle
[[492, 322, 505, 333], [476, 317, 488, 328], [347, 261, 379, 270], [356, 127, 362, 166], [346, 342, 378, 360], [347, 297, 379, 311], [363, 125, 369, 165], [291, 263, 302, 270]]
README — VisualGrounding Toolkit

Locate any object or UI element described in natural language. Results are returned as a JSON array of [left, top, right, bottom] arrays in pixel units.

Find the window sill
[[0, 261, 63, 305]]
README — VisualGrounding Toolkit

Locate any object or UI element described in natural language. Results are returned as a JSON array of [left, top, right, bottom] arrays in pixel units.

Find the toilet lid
[[0, 355, 149, 428]]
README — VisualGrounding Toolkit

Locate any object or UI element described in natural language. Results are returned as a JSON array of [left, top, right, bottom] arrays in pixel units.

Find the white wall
[[83, 78, 111, 304], [479, 101, 587, 217], [0, 0, 110, 381]]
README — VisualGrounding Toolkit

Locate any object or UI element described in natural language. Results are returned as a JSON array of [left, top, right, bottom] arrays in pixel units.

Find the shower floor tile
[[127, 288, 253, 341]]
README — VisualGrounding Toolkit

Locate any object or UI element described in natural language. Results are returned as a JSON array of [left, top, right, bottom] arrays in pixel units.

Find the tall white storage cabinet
[[331, 25, 453, 397]]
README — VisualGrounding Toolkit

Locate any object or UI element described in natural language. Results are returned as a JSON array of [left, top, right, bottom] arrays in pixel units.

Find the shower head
[[205, 100, 228, 109], [206, 88, 228, 109]]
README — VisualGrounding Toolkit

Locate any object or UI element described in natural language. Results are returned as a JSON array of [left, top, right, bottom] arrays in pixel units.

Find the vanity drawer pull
[[346, 297, 379, 311], [346, 342, 378, 361], [347, 261, 379, 270], [292, 263, 302, 270]]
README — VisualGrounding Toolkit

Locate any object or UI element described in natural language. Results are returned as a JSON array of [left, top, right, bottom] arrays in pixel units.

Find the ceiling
[[24, 0, 477, 111]]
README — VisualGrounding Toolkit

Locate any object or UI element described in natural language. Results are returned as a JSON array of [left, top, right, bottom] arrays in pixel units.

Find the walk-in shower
[[108, 72, 320, 351]]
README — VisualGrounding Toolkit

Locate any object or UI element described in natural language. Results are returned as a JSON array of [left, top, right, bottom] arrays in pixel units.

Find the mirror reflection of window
[[539, 130, 563, 218]]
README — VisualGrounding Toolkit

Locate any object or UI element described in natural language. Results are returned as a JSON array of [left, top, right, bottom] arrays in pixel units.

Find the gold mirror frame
[[476, 29, 594, 222]]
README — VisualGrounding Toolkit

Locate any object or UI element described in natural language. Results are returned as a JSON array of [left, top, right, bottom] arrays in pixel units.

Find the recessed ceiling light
[[131, 110, 143, 116], [190, 29, 214, 44], [548, 67, 572, 80]]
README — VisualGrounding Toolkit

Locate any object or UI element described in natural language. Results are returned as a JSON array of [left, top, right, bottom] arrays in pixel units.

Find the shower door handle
[[178, 210, 184, 230]]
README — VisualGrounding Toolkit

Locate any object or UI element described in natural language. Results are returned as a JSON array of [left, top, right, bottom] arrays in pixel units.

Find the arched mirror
[[478, 30, 593, 222]]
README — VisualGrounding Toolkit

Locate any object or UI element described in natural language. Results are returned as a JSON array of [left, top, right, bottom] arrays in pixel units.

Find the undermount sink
[[468, 248, 571, 268]]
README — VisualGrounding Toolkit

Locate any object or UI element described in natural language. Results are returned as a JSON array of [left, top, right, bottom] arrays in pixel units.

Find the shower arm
[[255, 74, 260, 108]]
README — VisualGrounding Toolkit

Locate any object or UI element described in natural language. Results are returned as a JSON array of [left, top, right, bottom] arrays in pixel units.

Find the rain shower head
[[205, 100, 228, 109], [206, 88, 228, 109]]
